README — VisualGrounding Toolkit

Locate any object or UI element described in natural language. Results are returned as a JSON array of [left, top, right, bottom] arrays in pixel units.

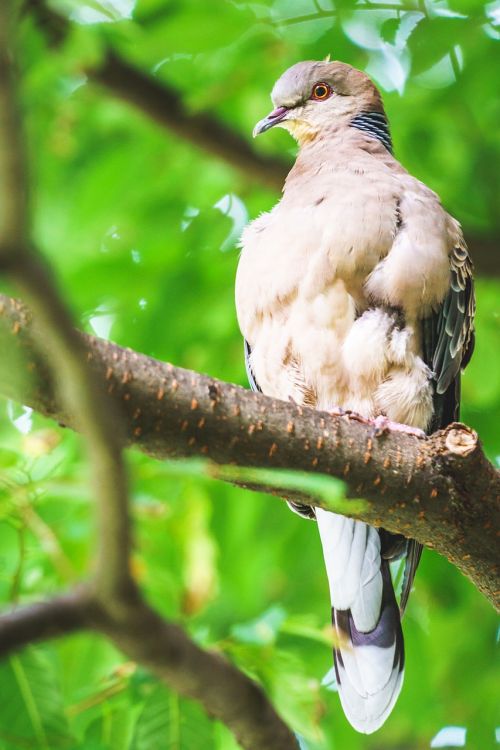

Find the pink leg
[[325, 407, 426, 438], [371, 415, 426, 439], [327, 406, 371, 424]]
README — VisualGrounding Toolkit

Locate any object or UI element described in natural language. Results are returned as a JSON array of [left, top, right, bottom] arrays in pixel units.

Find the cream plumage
[[235, 60, 475, 733]]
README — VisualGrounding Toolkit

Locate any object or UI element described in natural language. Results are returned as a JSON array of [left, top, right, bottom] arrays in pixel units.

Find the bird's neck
[[349, 111, 393, 154]]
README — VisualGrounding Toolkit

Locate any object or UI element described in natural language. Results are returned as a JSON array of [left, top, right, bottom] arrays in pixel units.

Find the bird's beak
[[253, 106, 289, 137]]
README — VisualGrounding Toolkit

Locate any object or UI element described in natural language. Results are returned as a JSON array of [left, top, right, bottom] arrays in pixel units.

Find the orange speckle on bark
[[430, 488, 438, 499], [373, 475, 382, 486], [383, 456, 391, 469], [123, 392, 131, 401], [198, 417, 206, 429], [312, 457, 319, 467], [188, 437, 196, 447], [286, 421, 295, 434], [248, 424, 256, 435], [171, 379, 179, 391], [157, 387, 165, 400], [106, 367, 113, 380], [133, 427, 142, 437], [316, 437, 324, 450], [12, 321, 20, 335], [181, 420, 189, 431], [343, 463, 350, 476], [269, 442, 278, 457], [190, 398, 199, 410]]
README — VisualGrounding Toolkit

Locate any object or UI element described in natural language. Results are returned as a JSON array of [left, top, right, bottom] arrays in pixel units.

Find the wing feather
[[400, 243, 475, 611]]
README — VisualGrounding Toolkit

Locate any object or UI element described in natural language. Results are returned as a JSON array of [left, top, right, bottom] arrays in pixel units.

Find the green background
[[0, 1, 498, 748]]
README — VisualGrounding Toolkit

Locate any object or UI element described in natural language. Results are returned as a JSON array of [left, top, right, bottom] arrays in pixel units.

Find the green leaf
[[131, 684, 215, 750], [160, 459, 367, 515], [0, 648, 74, 749], [211, 464, 366, 515], [231, 605, 287, 646]]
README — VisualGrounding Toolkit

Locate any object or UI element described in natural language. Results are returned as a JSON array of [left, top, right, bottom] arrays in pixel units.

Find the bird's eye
[[311, 82, 332, 101]]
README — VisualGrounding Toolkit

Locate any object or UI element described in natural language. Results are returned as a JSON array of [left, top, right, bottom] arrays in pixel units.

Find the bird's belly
[[248, 282, 433, 430]]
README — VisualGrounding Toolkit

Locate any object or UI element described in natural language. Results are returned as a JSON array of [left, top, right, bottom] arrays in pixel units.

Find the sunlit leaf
[[0, 648, 74, 748]]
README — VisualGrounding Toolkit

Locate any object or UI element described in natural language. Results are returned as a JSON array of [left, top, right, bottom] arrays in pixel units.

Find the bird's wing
[[424, 242, 475, 420], [244, 339, 316, 519], [399, 242, 475, 614], [244, 339, 262, 393]]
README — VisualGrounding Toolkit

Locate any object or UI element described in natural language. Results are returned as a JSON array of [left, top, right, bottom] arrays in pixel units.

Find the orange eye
[[311, 82, 332, 100]]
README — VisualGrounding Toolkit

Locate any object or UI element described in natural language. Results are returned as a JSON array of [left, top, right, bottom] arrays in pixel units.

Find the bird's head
[[253, 60, 384, 145]]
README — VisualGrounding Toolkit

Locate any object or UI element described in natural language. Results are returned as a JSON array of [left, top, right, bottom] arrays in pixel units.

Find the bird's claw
[[327, 406, 371, 424], [371, 415, 426, 439]]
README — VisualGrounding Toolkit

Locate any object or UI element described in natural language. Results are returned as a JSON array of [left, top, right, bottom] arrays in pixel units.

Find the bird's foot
[[371, 415, 426, 439], [327, 406, 371, 424]]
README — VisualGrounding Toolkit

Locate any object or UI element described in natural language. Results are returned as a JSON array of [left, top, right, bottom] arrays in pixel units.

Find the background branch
[[0, 590, 88, 656], [0, 9, 300, 749], [26, 0, 500, 275], [1, 295, 498, 609]]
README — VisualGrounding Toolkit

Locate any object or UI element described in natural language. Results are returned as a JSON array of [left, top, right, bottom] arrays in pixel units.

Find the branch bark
[[0, 588, 299, 750], [1, 294, 499, 609], [0, 10, 299, 748], [26, 0, 500, 275]]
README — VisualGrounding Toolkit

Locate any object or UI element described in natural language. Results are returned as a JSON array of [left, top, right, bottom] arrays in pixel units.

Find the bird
[[235, 60, 475, 734]]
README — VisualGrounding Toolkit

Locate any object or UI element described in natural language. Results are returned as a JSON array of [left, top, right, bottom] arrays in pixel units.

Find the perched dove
[[235, 60, 475, 734]]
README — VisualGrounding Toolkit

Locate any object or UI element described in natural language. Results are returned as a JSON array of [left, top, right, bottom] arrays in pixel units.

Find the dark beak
[[253, 106, 289, 137]]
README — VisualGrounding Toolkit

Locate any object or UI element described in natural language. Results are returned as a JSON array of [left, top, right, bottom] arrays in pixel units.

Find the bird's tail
[[316, 510, 404, 734]]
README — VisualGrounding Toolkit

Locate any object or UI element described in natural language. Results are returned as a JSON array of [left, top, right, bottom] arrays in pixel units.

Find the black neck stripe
[[350, 111, 393, 154]]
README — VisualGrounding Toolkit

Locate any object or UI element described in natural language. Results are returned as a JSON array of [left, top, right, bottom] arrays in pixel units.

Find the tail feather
[[333, 563, 404, 733], [316, 510, 404, 734]]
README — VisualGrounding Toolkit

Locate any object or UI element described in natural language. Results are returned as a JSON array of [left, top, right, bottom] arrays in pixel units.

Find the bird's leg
[[303, 402, 426, 438], [371, 415, 426, 439], [327, 406, 372, 424]]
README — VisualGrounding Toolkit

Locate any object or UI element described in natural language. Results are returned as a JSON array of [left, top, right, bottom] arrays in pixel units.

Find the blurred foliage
[[0, 0, 499, 748]]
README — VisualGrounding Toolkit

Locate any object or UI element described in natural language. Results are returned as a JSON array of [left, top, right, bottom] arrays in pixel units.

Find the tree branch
[[0, 588, 299, 750], [0, 10, 300, 748], [0, 590, 89, 656], [1, 295, 498, 609], [26, 0, 500, 275]]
